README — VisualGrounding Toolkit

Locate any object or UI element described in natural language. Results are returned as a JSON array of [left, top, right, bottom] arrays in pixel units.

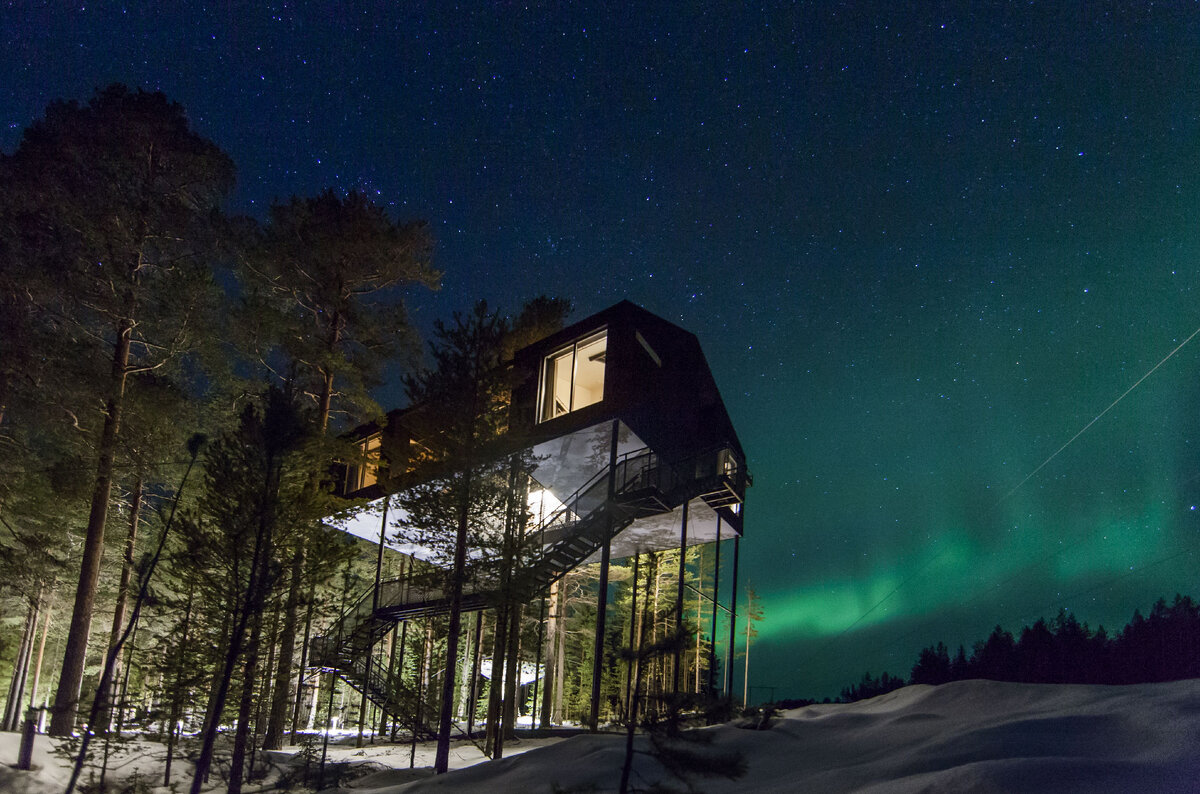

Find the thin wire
[[801, 321, 1200, 689], [1003, 323, 1200, 501], [873, 544, 1196, 668]]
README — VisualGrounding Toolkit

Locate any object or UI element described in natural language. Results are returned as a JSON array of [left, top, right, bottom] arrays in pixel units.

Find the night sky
[[5, 2, 1200, 699]]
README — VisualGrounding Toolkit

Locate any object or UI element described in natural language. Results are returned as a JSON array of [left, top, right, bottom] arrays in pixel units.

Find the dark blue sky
[[6, 2, 1200, 698]]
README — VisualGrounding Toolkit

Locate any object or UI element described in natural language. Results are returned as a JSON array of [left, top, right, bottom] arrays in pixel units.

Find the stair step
[[320, 485, 651, 690]]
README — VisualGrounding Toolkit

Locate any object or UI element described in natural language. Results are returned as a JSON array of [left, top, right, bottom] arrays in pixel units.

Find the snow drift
[[3, 678, 1198, 792], [392, 678, 1200, 793]]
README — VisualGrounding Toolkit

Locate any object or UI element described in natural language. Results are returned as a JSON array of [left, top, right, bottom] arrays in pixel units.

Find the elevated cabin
[[320, 301, 749, 725], [336, 300, 747, 561]]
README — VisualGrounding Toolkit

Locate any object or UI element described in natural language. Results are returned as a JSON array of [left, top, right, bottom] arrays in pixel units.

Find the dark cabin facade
[[320, 300, 749, 726]]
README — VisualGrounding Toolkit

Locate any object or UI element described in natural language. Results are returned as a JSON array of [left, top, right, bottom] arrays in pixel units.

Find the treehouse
[[315, 300, 749, 728]]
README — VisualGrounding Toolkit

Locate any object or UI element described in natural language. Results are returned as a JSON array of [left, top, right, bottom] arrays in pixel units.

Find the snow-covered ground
[[0, 725, 558, 793], [4, 678, 1199, 792]]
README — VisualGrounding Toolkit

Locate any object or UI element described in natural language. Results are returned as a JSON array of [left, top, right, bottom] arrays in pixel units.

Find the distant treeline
[[818, 594, 1200, 705]]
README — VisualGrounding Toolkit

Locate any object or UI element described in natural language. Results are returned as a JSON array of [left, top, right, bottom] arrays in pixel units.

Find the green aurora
[[5, 2, 1199, 700]]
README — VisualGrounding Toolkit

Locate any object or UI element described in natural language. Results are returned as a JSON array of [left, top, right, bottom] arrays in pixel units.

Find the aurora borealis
[[4, 3, 1199, 699]]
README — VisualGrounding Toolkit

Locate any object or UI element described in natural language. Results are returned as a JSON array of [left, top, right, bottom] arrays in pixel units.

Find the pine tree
[[3, 84, 236, 735], [396, 297, 569, 769], [237, 189, 437, 751], [397, 301, 513, 772], [186, 387, 315, 794], [910, 641, 952, 685]]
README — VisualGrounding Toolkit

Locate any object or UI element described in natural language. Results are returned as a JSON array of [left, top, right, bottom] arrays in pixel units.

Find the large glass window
[[348, 433, 382, 491], [539, 330, 607, 421]]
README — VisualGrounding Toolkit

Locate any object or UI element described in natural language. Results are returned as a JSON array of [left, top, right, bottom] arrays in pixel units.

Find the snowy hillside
[[3, 679, 1198, 793], [392, 678, 1200, 793]]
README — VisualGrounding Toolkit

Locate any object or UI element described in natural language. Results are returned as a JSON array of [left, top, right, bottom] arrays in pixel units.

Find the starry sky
[[5, 2, 1200, 699]]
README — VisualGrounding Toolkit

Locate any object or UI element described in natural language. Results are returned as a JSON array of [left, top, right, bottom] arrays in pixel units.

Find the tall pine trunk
[[190, 492, 276, 794], [539, 581, 558, 728], [466, 612, 484, 734], [263, 550, 302, 749], [393, 620, 408, 742], [2, 594, 37, 730], [199, 586, 235, 759], [100, 477, 141, 733], [113, 622, 138, 737], [289, 581, 317, 745], [484, 604, 508, 758], [433, 468, 472, 773], [27, 602, 52, 713], [553, 590, 566, 724], [409, 620, 430, 768], [229, 607, 265, 794], [502, 465, 528, 738], [502, 603, 522, 740], [163, 587, 193, 786], [249, 600, 280, 772], [305, 671, 319, 731], [51, 311, 132, 736], [456, 611, 475, 721]]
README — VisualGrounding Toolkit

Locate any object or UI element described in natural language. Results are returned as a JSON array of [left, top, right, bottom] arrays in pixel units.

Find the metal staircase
[[311, 445, 743, 718]]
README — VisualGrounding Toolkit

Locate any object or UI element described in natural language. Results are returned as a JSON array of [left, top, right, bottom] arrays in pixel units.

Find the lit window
[[720, 449, 739, 477], [349, 434, 382, 491], [539, 330, 607, 421]]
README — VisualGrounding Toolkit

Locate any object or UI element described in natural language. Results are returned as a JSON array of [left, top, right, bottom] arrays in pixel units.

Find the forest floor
[[0, 727, 564, 793], [5, 678, 1200, 792]]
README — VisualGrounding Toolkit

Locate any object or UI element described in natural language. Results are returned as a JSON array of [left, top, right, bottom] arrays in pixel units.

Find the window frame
[[537, 328, 608, 423], [347, 433, 383, 492]]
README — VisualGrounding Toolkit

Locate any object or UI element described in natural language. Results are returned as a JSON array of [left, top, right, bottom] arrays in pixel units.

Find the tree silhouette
[[839, 594, 1200, 702], [910, 641, 952, 685], [239, 188, 437, 751], [186, 387, 315, 794], [398, 301, 515, 773], [3, 84, 236, 736]]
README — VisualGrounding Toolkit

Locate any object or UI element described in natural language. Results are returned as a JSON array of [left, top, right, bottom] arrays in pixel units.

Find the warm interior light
[[528, 486, 567, 525], [540, 329, 607, 421]]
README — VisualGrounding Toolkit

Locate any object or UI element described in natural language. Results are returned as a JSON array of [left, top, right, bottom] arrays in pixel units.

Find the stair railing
[[320, 444, 744, 673]]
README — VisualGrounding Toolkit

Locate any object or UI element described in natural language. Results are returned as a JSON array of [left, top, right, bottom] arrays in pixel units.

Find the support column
[[356, 497, 390, 746], [725, 534, 741, 701], [588, 540, 611, 730], [501, 603, 522, 742], [588, 419, 620, 731], [531, 593, 546, 728], [465, 611, 483, 734], [708, 517, 722, 694], [671, 499, 689, 697], [372, 496, 390, 611], [540, 580, 559, 728]]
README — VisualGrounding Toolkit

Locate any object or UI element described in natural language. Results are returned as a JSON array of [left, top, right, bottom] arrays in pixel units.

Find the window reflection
[[348, 433, 382, 491], [540, 330, 606, 421]]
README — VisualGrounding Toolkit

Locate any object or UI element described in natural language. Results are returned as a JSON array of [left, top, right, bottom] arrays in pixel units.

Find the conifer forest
[[8, 5, 1200, 792], [0, 85, 762, 789]]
